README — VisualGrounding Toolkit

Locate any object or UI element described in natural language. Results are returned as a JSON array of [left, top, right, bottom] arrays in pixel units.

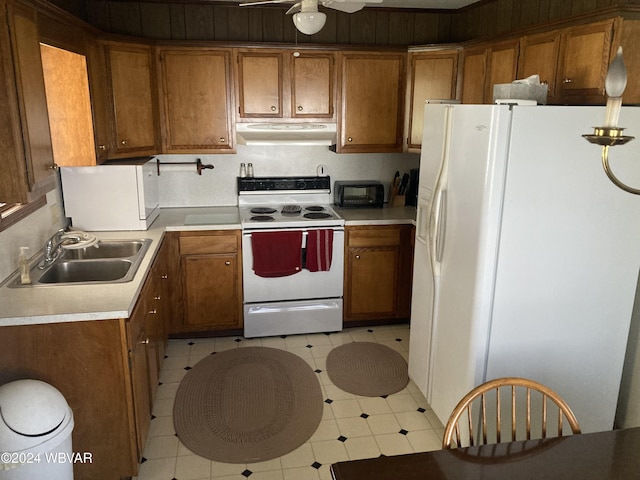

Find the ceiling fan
[[239, 0, 383, 35]]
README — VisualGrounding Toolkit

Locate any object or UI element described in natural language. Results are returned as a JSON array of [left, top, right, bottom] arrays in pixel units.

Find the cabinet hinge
[[128, 350, 133, 370]]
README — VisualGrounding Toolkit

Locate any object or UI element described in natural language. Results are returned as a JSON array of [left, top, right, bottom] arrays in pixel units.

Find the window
[[0, 197, 46, 231]]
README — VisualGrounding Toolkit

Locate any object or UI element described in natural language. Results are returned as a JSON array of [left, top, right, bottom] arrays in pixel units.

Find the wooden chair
[[442, 377, 581, 449]]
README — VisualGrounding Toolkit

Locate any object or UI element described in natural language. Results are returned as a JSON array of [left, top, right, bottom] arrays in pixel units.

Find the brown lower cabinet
[[343, 224, 414, 325], [0, 239, 170, 480], [174, 230, 243, 334]]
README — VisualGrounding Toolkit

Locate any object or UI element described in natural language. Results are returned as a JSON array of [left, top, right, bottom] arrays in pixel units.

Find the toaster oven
[[334, 181, 385, 208]]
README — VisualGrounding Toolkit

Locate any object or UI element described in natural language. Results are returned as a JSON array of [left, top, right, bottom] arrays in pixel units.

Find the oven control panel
[[238, 176, 331, 192]]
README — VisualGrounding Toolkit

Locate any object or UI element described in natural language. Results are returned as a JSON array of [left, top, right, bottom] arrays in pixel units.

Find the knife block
[[391, 195, 405, 207]]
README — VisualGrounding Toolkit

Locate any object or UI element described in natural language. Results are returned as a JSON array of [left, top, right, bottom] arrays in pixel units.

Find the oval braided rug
[[326, 342, 409, 397], [173, 346, 323, 463]]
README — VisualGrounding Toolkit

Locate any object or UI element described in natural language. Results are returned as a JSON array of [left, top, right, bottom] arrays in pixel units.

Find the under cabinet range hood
[[236, 123, 337, 146]]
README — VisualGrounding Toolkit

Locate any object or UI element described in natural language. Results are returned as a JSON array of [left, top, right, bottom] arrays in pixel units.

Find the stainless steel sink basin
[[8, 238, 151, 287], [38, 259, 132, 284], [61, 240, 147, 260]]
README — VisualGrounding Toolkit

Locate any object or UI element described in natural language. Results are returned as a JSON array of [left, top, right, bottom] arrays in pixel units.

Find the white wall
[[156, 146, 419, 207], [0, 184, 67, 282]]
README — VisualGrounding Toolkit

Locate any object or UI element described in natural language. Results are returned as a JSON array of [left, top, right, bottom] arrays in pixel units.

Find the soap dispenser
[[19, 247, 31, 285]]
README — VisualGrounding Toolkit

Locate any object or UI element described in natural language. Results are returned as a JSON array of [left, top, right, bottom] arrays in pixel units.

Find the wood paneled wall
[[452, 0, 640, 41], [48, 0, 640, 46], [81, 1, 453, 46]]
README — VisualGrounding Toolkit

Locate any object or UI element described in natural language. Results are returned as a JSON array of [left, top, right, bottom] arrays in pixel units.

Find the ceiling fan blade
[[239, 0, 292, 6], [322, 1, 366, 13], [285, 2, 302, 14]]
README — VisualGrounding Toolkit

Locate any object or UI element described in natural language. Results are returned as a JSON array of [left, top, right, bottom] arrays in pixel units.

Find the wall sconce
[[583, 47, 638, 194]]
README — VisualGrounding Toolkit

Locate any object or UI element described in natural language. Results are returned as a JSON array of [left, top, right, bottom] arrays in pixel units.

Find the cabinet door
[[485, 40, 519, 102], [107, 44, 159, 156], [559, 20, 613, 101], [237, 51, 283, 118], [339, 53, 405, 152], [460, 47, 486, 104], [182, 253, 242, 330], [40, 44, 97, 166], [407, 51, 458, 149], [179, 232, 243, 332], [87, 39, 111, 161], [345, 247, 399, 320], [518, 31, 561, 103], [291, 52, 335, 118], [128, 302, 151, 460], [159, 49, 233, 152], [7, 2, 56, 192]]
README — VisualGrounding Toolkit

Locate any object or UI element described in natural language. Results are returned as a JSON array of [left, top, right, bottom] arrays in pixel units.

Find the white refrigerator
[[408, 103, 640, 434]]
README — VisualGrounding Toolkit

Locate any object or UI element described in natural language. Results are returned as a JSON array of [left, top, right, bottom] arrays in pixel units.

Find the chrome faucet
[[40, 228, 70, 268]]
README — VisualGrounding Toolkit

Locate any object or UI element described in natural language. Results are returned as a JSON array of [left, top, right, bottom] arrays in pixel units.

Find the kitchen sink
[[38, 259, 133, 284], [8, 238, 151, 287], [61, 240, 147, 259]]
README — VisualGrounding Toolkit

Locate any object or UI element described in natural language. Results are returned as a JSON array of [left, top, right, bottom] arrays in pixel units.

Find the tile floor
[[134, 324, 444, 480]]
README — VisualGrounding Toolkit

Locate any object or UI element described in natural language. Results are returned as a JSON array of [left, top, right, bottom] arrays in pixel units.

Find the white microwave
[[60, 159, 159, 231]]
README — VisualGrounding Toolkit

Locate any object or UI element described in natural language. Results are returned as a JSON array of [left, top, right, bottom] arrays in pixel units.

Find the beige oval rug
[[173, 346, 323, 463], [326, 342, 409, 397]]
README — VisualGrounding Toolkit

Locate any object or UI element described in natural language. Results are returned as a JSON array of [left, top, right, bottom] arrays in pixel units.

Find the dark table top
[[330, 427, 640, 480]]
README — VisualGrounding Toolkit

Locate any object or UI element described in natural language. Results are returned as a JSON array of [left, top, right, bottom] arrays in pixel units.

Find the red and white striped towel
[[306, 230, 334, 272]]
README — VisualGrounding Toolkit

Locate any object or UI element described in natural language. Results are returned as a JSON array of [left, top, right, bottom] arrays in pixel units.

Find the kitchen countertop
[[335, 205, 416, 225], [0, 204, 414, 327]]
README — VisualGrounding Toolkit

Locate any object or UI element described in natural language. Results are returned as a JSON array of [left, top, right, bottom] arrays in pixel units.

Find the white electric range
[[238, 176, 345, 338]]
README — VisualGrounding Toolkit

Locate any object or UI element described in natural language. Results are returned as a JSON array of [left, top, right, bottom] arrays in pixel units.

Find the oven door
[[242, 227, 344, 303]]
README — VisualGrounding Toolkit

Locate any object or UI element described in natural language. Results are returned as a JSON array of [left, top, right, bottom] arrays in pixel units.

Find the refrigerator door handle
[[435, 189, 448, 264]]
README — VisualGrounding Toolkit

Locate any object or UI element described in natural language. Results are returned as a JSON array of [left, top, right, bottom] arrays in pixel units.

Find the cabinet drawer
[[348, 228, 401, 247], [179, 234, 238, 255]]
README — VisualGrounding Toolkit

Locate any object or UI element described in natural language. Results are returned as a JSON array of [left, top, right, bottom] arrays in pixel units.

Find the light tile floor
[[134, 324, 445, 480]]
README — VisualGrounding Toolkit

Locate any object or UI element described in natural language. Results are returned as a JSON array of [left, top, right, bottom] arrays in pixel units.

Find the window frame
[[0, 197, 46, 231]]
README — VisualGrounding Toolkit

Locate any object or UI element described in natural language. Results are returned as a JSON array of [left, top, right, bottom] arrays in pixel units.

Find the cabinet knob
[[270, 106, 277, 112], [355, 254, 360, 259], [154, 295, 161, 301], [225, 261, 231, 266], [161, 274, 168, 279], [348, 137, 353, 143], [121, 139, 128, 145], [149, 308, 157, 315], [297, 106, 303, 111], [141, 338, 149, 345], [98, 145, 106, 151], [49, 163, 59, 171], [219, 137, 226, 143], [563, 78, 573, 84]]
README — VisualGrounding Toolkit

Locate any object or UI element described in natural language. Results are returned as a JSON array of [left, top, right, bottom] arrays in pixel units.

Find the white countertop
[[0, 205, 414, 327]]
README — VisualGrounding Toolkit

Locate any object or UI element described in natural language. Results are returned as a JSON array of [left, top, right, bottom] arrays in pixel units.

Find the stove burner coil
[[250, 215, 275, 222], [282, 205, 302, 214], [250, 207, 277, 214], [305, 206, 325, 212], [303, 212, 332, 219]]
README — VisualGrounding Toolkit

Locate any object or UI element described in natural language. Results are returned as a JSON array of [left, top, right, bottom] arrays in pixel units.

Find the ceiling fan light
[[293, 11, 326, 35]]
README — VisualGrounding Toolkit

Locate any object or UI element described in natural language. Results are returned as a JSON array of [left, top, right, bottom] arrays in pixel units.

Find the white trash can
[[0, 379, 74, 480]]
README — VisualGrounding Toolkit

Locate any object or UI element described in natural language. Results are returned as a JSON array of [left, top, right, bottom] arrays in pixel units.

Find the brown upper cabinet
[[460, 46, 486, 104], [4, 1, 56, 201], [235, 48, 336, 122], [406, 49, 459, 150], [157, 48, 234, 153], [338, 51, 406, 153], [105, 42, 159, 157], [40, 44, 97, 166], [517, 30, 561, 103], [557, 20, 613, 104], [460, 39, 519, 104]]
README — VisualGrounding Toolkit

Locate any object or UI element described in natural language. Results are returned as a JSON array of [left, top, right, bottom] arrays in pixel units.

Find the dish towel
[[306, 229, 334, 272], [251, 231, 303, 278]]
